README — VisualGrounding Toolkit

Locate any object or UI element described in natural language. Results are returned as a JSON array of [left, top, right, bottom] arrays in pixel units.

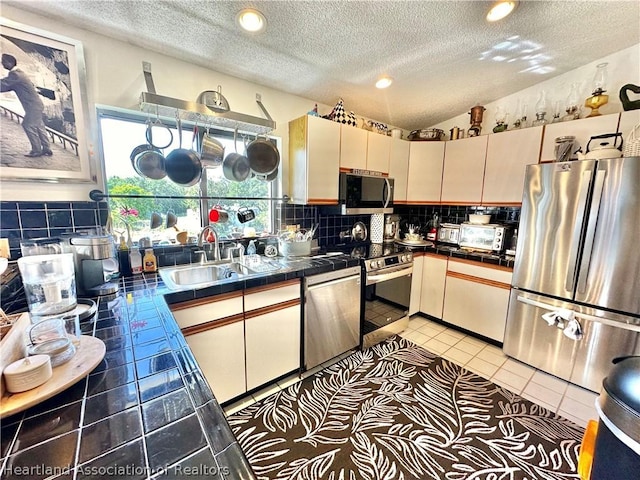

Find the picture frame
[[0, 17, 93, 182]]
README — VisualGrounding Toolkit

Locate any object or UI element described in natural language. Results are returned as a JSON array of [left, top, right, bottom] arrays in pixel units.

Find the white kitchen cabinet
[[409, 254, 423, 316], [618, 110, 640, 142], [388, 138, 410, 203], [183, 316, 246, 403], [366, 132, 392, 174], [406, 141, 445, 204], [482, 126, 543, 205], [442, 259, 512, 342], [289, 115, 341, 204], [171, 293, 243, 330], [539, 113, 620, 162], [441, 135, 488, 204], [339, 124, 368, 171], [244, 280, 301, 391], [419, 254, 447, 319], [245, 304, 300, 390], [171, 292, 246, 403]]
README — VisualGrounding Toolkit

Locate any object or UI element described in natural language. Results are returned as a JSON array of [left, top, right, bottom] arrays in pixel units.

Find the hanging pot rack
[[139, 61, 276, 135], [89, 190, 290, 203]]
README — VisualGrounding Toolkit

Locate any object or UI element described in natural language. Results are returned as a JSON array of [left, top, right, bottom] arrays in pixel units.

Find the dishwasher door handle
[[307, 274, 360, 291]]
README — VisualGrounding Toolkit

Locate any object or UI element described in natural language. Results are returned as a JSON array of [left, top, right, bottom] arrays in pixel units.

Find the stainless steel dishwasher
[[304, 266, 362, 370]]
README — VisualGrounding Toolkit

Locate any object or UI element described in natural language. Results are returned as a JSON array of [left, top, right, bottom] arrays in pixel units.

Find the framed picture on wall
[[0, 17, 93, 183]]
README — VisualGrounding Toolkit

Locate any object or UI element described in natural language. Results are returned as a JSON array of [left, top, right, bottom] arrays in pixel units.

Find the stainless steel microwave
[[337, 173, 394, 215]]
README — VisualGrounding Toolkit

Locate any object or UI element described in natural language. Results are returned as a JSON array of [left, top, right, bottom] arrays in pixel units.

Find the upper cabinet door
[[388, 138, 410, 203], [406, 141, 445, 204], [540, 114, 620, 162], [482, 126, 543, 205], [441, 135, 488, 204], [367, 132, 391, 174], [289, 115, 340, 204], [339, 125, 367, 170]]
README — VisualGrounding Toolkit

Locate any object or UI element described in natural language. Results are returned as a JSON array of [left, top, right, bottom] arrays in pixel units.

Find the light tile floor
[[224, 315, 599, 428]]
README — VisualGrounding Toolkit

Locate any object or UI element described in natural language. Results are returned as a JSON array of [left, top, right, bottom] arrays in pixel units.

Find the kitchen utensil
[[196, 85, 230, 113], [352, 221, 368, 241], [130, 143, 166, 179], [209, 207, 229, 223], [3, 355, 52, 393], [28, 337, 76, 367], [583, 132, 623, 160], [554, 136, 578, 162], [623, 123, 640, 157], [27, 317, 66, 345], [166, 211, 179, 230], [18, 253, 77, 316], [468, 214, 491, 224], [246, 136, 280, 175], [619, 83, 640, 111], [254, 167, 278, 182], [200, 125, 225, 167], [407, 128, 444, 141], [150, 211, 163, 229], [164, 118, 202, 187], [237, 207, 256, 223], [145, 116, 173, 149], [222, 128, 250, 181]]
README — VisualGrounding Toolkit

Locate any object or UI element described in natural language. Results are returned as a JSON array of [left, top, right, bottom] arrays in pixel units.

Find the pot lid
[[603, 356, 640, 415]]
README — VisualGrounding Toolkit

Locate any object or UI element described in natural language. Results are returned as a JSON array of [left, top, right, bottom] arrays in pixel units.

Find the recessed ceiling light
[[375, 76, 393, 89], [236, 8, 266, 33], [486, 1, 518, 22]]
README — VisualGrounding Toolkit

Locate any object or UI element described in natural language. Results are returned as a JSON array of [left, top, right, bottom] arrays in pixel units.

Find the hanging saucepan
[[165, 118, 202, 187], [196, 85, 230, 113], [200, 124, 225, 168], [222, 128, 250, 182], [246, 135, 280, 175]]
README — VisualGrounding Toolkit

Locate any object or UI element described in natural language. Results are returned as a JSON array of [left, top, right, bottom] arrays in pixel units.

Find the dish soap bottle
[[130, 248, 142, 275], [247, 240, 257, 255], [143, 249, 157, 273]]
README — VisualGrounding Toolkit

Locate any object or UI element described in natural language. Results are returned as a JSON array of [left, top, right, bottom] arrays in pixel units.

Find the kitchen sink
[[159, 262, 257, 290]]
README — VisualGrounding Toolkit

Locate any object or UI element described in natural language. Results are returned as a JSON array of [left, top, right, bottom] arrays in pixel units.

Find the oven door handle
[[367, 266, 412, 285]]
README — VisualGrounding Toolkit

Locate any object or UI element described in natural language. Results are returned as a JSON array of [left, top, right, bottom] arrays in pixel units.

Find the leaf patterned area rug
[[228, 336, 584, 480]]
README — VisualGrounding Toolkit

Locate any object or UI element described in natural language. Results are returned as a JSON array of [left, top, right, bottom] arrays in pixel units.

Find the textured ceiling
[[7, 0, 640, 129]]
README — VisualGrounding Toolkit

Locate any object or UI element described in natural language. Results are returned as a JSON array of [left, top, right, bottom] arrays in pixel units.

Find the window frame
[[95, 105, 280, 240]]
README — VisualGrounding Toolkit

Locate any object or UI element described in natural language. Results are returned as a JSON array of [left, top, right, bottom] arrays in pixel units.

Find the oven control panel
[[366, 252, 413, 271]]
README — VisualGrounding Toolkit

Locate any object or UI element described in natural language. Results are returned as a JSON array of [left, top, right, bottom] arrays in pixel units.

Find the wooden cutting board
[[0, 313, 106, 419]]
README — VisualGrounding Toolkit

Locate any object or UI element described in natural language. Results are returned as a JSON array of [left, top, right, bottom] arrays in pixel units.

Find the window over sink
[[97, 107, 276, 245]]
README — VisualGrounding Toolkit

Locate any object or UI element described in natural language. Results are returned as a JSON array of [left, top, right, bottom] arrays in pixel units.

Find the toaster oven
[[437, 223, 460, 245], [459, 223, 512, 252]]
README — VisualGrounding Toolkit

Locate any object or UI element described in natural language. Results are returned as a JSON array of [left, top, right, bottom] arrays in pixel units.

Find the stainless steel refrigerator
[[503, 157, 640, 393]]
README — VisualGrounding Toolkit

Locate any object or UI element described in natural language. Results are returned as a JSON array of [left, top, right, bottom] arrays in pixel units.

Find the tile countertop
[[0, 254, 360, 480], [402, 244, 515, 269]]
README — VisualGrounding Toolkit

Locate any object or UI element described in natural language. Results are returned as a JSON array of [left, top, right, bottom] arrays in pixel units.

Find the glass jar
[[591, 62, 609, 95]]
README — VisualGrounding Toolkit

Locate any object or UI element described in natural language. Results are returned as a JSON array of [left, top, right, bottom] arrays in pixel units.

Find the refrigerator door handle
[[577, 169, 606, 294], [517, 294, 640, 334], [564, 170, 593, 293]]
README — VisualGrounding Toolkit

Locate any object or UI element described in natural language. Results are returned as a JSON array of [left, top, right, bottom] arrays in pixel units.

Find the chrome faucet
[[227, 243, 245, 263], [196, 225, 220, 262]]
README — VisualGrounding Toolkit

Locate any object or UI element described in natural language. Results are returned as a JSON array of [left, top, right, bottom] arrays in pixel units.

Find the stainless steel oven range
[[362, 247, 413, 348]]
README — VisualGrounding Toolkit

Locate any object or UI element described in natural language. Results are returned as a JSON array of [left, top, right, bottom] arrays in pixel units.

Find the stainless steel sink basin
[[160, 262, 256, 290]]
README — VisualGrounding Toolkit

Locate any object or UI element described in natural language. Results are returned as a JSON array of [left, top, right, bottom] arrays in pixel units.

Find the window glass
[[98, 112, 274, 245]]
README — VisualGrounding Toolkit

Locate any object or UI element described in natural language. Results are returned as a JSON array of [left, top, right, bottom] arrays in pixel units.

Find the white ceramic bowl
[[468, 214, 491, 224]]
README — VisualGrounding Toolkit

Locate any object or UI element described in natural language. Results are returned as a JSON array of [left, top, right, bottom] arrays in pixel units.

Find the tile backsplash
[[277, 204, 520, 245], [0, 201, 108, 259], [1, 201, 520, 258]]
